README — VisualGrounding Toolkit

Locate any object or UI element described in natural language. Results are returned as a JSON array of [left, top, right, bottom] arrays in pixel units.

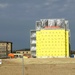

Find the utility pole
[[22, 53, 24, 75]]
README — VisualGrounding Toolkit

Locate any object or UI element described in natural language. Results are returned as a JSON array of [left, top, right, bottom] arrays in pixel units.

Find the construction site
[[0, 19, 75, 75]]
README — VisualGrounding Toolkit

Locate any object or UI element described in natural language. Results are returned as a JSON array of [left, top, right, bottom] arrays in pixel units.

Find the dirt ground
[[0, 58, 75, 75]]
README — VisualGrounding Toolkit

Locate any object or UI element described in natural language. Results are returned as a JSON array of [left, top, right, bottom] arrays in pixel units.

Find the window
[[17, 52, 20, 53], [2, 43, 4, 45], [26, 52, 28, 54]]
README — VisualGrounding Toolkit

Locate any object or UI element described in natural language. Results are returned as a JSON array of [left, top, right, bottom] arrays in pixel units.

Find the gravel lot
[[0, 58, 75, 75]]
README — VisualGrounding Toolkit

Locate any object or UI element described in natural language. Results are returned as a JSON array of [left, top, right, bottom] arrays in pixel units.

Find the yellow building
[[30, 19, 70, 58], [36, 29, 70, 58]]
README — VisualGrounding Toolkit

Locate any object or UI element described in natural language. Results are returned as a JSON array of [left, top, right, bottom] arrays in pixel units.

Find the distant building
[[0, 41, 12, 58], [16, 49, 31, 58]]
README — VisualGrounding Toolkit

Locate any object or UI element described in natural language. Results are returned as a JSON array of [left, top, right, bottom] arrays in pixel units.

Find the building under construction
[[30, 19, 70, 58]]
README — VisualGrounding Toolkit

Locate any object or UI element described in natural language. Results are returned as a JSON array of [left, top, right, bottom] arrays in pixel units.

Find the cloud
[[59, 0, 75, 12], [44, 2, 50, 6], [0, 3, 8, 8], [59, 5, 68, 12]]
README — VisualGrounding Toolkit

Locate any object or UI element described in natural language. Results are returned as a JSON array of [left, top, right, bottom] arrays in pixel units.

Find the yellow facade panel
[[36, 29, 69, 57], [66, 31, 69, 57]]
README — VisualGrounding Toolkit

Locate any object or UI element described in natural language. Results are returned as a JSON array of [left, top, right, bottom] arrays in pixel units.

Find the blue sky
[[0, 0, 75, 50]]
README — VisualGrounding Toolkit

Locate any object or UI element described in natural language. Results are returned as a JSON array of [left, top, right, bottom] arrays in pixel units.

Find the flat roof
[[16, 49, 30, 51], [0, 41, 12, 43]]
